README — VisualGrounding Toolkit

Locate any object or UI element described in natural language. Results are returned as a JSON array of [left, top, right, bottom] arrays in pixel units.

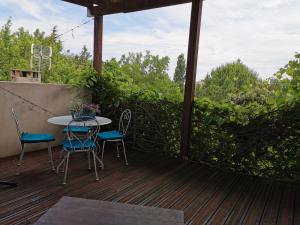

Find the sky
[[0, 0, 299, 81]]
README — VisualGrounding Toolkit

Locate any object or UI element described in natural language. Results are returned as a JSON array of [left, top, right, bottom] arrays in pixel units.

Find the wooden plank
[[241, 181, 273, 225], [294, 183, 300, 225], [62, 0, 92, 7], [34, 196, 184, 225], [152, 166, 214, 208], [259, 182, 283, 225], [129, 164, 197, 206], [180, 0, 203, 158], [93, 15, 103, 74], [188, 175, 240, 224], [89, 0, 192, 16], [224, 178, 261, 225], [206, 177, 253, 225], [183, 173, 238, 223], [1, 148, 299, 225], [276, 184, 295, 225], [115, 162, 191, 204]]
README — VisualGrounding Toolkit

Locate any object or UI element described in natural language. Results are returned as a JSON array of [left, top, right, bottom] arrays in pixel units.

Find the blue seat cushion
[[63, 126, 89, 134], [97, 130, 124, 140], [21, 133, 55, 143], [63, 139, 96, 151]]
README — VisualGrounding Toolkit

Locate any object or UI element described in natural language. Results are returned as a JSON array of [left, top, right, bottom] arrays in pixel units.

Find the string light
[[55, 18, 94, 40]]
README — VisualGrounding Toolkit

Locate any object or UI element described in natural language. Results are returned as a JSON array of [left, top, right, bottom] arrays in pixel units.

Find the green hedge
[[191, 98, 300, 178], [96, 95, 300, 179]]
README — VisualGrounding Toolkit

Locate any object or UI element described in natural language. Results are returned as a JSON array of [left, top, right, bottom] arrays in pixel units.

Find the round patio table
[[48, 115, 112, 127]]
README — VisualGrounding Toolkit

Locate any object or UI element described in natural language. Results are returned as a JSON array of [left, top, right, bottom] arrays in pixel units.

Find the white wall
[[0, 81, 90, 158]]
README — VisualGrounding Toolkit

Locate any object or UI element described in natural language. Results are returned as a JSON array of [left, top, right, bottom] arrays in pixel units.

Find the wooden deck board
[[0, 148, 299, 225], [276, 184, 295, 225]]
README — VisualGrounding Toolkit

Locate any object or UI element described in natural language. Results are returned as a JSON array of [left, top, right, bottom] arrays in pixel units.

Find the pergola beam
[[93, 16, 103, 73], [63, 0, 92, 7], [181, 0, 203, 158], [89, 0, 192, 16]]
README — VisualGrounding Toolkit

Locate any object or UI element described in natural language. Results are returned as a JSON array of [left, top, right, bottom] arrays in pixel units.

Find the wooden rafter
[[62, 0, 92, 7], [63, 0, 192, 15], [62, 0, 110, 7], [91, 0, 192, 15]]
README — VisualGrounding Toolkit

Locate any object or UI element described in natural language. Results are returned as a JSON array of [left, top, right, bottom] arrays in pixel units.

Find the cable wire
[[55, 18, 94, 39]]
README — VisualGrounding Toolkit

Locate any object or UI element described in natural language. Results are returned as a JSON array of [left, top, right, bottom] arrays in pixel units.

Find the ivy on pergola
[[62, 0, 204, 158]]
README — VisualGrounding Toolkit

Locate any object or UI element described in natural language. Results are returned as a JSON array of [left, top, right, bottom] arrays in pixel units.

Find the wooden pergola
[[62, 0, 204, 158]]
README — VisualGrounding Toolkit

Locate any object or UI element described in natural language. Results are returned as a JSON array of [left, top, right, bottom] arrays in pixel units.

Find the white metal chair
[[11, 108, 55, 175], [56, 117, 104, 185], [97, 109, 131, 165]]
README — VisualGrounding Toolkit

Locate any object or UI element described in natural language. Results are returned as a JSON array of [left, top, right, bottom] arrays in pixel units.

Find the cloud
[[0, 0, 300, 81], [0, 0, 62, 21]]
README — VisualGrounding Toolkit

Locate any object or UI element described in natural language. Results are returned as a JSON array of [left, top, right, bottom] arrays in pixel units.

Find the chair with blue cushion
[[11, 108, 56, 175], [60, 126, 89, 160], [56, 117, 103, 185], [97, 109, 131, 165], [63, 126, 89, 134]]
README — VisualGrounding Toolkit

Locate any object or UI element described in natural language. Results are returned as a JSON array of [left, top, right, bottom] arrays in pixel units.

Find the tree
[[75, 45, 91, 66], [273, 52, 300, 98], [196, 60, 264, 103], [117, 51, 182, 101], [173, 53, 186, 91]]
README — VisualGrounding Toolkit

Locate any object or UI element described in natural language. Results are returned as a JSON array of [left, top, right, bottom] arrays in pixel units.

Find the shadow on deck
[[0, 147, 299, 225]]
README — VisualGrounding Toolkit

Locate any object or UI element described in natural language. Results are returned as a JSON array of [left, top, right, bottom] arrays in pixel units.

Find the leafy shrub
[[95, 83, 300, 179]]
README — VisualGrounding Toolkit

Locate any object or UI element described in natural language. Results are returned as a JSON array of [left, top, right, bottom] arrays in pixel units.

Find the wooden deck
[[0, 147, 299, 225]]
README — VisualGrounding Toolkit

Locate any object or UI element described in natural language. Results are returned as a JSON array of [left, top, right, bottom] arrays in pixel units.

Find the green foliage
[[0, 20, 95, 88], [93, 55, 300, 179], [173, 53, 186, 91], [93, 52, 183, 113], [118, 51, 182, 101], [197, 60, 268, 104], [269, 52, 300, 104], [93, 86, 300, 179], [191, 97, 300, 178], [0, 20, 182, 100], [0, 19, 33, 80]]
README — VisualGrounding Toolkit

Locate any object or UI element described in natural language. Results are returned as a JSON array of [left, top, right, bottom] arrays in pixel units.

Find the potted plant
[[70, 100, 100, 120]]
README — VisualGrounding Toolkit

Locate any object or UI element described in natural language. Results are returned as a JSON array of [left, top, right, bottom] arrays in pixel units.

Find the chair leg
[[96, 141, 101, 155], [92, 150, 99, 181], [88, 152, 91, 170], [63, 152, 70, 185], [16, 143, 25, 175], [101, 141, 106, 162], [48, 143, 55, 171], [116, 143, 120, 158], [122, 140, 128, 166], [61, 148, 66, 173], [56, 152, 67, 174], [95, 154, 104, 170]]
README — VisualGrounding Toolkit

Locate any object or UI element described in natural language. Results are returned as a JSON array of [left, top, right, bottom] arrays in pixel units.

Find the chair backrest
[[65, 117, 99, 151], [11, 108, 22, 140], [118, 109, 131, 135]]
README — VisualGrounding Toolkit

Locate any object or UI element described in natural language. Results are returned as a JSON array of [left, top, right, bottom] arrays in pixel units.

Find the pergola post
[[180, 0, 204, 158], [93, 15, 103, 74]]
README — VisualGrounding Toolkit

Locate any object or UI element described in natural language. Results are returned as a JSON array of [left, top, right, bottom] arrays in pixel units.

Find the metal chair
[[11, 108, 55, 175], [56, 117, 104, 185], [97, 109, 131, 165], [63, 126, 89, 134]]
